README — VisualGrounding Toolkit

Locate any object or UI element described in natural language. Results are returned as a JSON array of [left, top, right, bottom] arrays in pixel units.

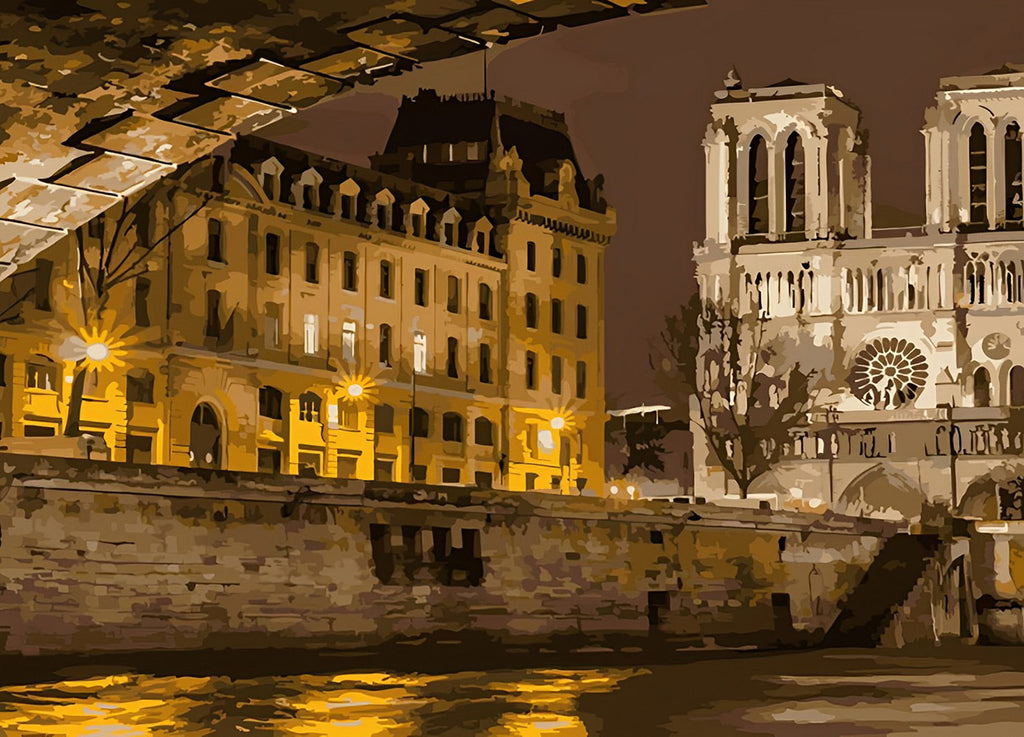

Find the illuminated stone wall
[[0, 457, 894, 656]]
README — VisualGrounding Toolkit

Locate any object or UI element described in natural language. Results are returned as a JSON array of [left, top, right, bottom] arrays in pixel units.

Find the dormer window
[[441, 208, 461, 247], [294, 168, 323, 211], [257, 158, 283, 201], [337, 178, 360, 220], [473, 219, 493, 255], [374, 190, 394, 229], [409, 199, 429, 238]]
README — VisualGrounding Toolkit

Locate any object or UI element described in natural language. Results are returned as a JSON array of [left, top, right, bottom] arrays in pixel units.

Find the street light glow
[[85, 342, 111, 362], [347, 383, 364, 398], [550, 416, 566, 430]]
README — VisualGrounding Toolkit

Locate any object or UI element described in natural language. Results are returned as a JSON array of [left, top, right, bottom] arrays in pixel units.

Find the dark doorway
[[189, 403, 222, 469], [647, 591, 670, 628]]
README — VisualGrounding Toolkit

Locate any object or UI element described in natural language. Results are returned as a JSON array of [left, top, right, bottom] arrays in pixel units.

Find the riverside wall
[[0, 455, 902, 656]]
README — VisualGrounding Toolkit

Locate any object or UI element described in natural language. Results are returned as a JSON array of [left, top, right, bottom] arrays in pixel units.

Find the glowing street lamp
[[337, 372, 378, 404], [61, 324, 130, 373], [550, 416, 566, 430]]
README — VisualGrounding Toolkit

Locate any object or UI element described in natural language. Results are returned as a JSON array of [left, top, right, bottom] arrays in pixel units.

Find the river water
[[2, 647, 1024, 735]]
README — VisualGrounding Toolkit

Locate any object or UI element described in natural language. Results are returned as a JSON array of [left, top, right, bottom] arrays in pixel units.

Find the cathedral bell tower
[[703, 74, 872, 247]]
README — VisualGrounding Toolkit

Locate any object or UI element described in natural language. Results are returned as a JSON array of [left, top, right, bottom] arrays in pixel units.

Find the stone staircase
[[824, 533, 943, 647], [877, 554, 946, 647]]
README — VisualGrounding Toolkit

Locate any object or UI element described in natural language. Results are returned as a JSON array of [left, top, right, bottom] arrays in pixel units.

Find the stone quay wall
[[0, 456, 900, 656]]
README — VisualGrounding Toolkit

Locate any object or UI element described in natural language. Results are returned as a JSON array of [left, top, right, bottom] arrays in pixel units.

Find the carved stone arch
[[996, 356, 1015, 405], [955, 113, 996, 137], [189, 399, 226, 470], [965, 360, 994, 407], [835, 463, 926, 521], [956, 464, 1024, 520], [229, 165, 267, 203]]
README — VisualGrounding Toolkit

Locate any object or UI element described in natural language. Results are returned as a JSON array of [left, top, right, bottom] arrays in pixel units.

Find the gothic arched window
[[748, 135, 769, 235], [1006, 122, 1023, 226], [1011, 365, 1024, 406], [969, 123, 988, 227], [784, 132, 805, 234], [974, 366, 992, 407]]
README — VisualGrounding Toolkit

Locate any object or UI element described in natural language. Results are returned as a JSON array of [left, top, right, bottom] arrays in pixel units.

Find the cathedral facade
[[694, 68, 1024, 520]]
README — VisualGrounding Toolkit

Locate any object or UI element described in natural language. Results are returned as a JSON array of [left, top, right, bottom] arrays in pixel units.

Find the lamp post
[[826, 408, 838, 506], [409, 364, 417, 482], [938, 402, 959, 510]]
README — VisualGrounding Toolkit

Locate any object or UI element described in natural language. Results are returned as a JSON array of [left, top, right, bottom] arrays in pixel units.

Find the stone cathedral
[[694, 66, 1024, 521]]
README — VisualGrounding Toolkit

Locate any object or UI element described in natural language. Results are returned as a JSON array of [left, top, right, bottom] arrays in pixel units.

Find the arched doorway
[[1010, 365, 1024, 406], [974, 366, 991, 407], [834, 465, 927, 521], [190, 403, 222, 469]]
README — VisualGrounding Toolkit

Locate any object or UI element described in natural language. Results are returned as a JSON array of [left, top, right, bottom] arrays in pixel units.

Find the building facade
[[0, 90, 613, 493], [694, 68, 1024, 519]]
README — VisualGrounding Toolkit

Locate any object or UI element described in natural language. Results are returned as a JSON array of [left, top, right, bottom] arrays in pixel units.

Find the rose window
[[848, 338, 928, 410]]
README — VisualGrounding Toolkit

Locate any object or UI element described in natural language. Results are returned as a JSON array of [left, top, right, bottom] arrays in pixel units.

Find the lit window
[[303, 313, 318, 355], [342, 321, 356, 362], [414, 331, 427, 374]]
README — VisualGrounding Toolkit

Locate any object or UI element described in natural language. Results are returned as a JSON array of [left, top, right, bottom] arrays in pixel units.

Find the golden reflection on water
[[0, 667, 643, 735]]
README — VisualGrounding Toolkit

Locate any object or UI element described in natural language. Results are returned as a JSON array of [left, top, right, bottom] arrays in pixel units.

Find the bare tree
[[62, 182, 211, 437], [654, 294, 822, 499]]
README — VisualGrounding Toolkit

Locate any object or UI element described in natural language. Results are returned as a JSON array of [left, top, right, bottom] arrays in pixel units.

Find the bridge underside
[[0, 0, 703, 278]]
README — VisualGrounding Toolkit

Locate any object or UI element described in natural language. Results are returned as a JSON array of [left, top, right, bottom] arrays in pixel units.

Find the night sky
[[264, 0, 1024, 409]]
